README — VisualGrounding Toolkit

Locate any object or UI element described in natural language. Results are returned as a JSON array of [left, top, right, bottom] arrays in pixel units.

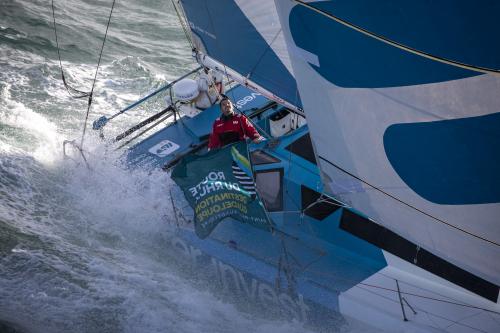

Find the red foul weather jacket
[[208, 113, 260, 149]]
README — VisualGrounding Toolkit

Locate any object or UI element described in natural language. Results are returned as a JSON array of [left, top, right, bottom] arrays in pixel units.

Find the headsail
[[178, 0, 302, 110], [273, 0, 500, 289]]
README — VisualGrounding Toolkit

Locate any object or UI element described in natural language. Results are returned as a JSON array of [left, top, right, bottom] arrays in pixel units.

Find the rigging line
[[378, 268, 488, 314], [444, 310, 485, 331], [423, 311, 443, 332], [172, 0, 194, 49], [358, 282, 500, 316], [302, 196, 348, 216], [355, 285, 491, 333], [487, 311, 500, 326], [318, 155, 500, 248], [80, 0, 117, 149], [51, 0, 90, 99], [246, 28, 282, 79], [180, 4, 196, 51], [293, 0, 500, 76]]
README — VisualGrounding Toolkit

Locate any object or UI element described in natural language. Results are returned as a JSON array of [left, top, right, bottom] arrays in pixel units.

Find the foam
[[0, 84, 61, 165], [0, 4, 356, 329]]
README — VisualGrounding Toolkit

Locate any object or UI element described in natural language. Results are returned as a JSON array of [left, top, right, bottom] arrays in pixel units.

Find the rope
[[51, 0, 91, 99], [293, 0, 500, 75], [358, 282, 500, 315], [246, 28, 282, 80], [355, 284, 491, 333], [172, 0, 194, 50], [79, 0, 117, 149], [51, 0, 117, 149], [318, 156, 500, 248]]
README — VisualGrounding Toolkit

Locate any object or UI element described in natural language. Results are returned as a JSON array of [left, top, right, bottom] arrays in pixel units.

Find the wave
[[0, 1, 332, 332]]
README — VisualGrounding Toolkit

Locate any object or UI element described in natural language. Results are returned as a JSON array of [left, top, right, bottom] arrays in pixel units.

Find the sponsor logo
[[171, 236, 310, 322], [189, 21, 216, 39], [235, 92, 261, 108], [188, 171, 241, 202], [148, 140, 180, 157]]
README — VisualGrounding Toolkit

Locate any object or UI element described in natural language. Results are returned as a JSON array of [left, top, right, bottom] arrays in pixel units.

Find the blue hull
[[126, 84, 387, 329], [125, 83, 500, 332]]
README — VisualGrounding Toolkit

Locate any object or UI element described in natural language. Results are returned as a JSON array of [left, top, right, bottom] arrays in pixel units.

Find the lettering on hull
[[170, 236, 310, 322]]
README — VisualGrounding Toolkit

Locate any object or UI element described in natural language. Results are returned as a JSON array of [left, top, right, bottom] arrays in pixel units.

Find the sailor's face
[[220, 99, 233, 116]]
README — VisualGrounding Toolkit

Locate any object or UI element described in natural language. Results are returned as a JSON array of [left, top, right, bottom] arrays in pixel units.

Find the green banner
[[171, 142, 273, 239]]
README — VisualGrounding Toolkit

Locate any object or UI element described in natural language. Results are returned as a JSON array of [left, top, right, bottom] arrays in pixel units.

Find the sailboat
[[91, 1, 500, 332]]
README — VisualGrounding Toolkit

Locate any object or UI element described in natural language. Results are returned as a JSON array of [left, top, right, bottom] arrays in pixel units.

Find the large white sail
[[274, 0, 500, 290]]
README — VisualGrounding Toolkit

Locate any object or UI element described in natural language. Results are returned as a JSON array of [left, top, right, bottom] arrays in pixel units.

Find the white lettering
[[297, 294, 310, 322], [238, 272, 258, 299], [258, 283, 278, 306], [219, 262, 239, 293], [148, 139, 180, 157], [279, 293, 300, 320], [236, 93, 261, 107], [189, 172, 229, 201], [169, 237, 310, 322]]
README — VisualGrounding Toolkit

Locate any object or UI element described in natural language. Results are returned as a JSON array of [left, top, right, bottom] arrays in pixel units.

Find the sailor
[[208, 95, 264, 150], [194, 67, 224, 110]]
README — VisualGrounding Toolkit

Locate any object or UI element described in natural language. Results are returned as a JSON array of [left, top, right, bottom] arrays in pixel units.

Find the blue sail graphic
[[288, 0, 500, 88], [384, 112, 500, 205]]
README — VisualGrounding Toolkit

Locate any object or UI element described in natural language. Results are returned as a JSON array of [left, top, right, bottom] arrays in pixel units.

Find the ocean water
[[0, 1, 375, 332], [0, 1, 302, 332]]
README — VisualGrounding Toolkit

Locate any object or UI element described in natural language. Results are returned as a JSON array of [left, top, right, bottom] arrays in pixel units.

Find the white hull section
[[339, 251, 500, 333]]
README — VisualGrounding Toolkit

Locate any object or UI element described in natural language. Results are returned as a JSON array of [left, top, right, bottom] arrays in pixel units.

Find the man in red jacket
[[208, 95, 264, 150]]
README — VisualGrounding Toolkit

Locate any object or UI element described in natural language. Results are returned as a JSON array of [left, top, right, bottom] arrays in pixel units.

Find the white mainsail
[[273, 0, 500, 289]]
